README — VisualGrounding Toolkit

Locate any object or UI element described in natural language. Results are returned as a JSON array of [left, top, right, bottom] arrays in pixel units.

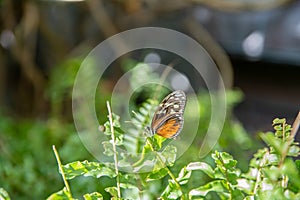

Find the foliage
[[1, 59, 298, 199], [0, 57, 109, 199], [0, 188, 11, 200], [47, 97, 300, 199]]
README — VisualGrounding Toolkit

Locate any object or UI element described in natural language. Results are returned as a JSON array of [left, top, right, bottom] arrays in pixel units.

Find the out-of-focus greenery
[[0, 57, 110, 199]]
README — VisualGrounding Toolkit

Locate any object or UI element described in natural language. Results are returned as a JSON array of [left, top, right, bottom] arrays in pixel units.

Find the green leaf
[[186, 162, 215, 178], [161, 145, 177, 166], [189, 180, 226, 198], [83, 192, 103, 200], [243, 196, 255, 200], [146, 167, 169, 181], [272, 118, 286, 126], [152, 135, 167, 151], [262, 166, 281, 182], [161, 179, 183, 199], [226, 171, 239, 185], [0, 188, 11, 200], [212, 151, 240, 185], [231, 189, 244, 200], [260, 132, 287, 155], [102, 141, 114, 156], [249, 148, 269, 168], [167, 189, 183, 199], [236, 178, 254, 194], [282, 159, 300, 189], [119, 174, 139, 189], [62, 160, 116, 179], [177, 167, 192, 185], [103, 114, 124, 142], [47, 187, 74, 200], [288, 145, 300, 157], [212, 151, 237, 169], [256, 187, 285, 199], [132, 157, 156, 173], [295, 160, 300, 173], [104, 187, 118, 197], [265, 153, 279, 166]]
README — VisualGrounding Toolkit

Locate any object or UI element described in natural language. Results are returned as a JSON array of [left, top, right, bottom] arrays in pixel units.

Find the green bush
[[46, 99, 300, 199]]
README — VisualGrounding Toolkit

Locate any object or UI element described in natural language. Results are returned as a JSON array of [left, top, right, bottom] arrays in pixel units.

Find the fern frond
[[123, 99, 158, 153]]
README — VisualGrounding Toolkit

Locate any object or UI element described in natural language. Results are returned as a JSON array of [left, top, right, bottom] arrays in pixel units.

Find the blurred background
[[0, 0, 299, 199]]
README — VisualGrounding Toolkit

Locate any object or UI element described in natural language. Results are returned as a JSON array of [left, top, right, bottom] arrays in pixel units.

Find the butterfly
[[147, 90, 187, 138]]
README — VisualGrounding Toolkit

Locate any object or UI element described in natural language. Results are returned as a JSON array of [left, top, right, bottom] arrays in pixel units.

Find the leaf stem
[[106, 101, 121, 198], [52, 145, 72, 196], [146, 137, 181, 190]]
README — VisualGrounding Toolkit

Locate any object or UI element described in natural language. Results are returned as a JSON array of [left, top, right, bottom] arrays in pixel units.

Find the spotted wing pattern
[[150, 90, 186, 138]]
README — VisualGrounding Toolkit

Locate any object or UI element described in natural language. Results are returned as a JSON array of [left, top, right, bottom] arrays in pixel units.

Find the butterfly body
[[149, 90, 186, 138]]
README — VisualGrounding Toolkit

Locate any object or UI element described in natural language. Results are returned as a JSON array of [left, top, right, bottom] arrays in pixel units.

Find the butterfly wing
[[155, 114, 184, 138], [151, 90, 186, 138]]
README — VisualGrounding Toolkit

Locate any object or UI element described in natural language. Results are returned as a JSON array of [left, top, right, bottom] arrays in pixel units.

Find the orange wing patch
[[156, 118, 182, 138]]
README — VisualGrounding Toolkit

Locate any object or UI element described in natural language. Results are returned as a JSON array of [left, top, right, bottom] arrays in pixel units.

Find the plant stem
[[52, 145, 72, 196], [290, 111, 300, 139], [282, 119, 286, 141], [279, 111, 300, 167], [106, 101, 121, 198], [253, 149, 269, 194], [146, 137, 181, 189]]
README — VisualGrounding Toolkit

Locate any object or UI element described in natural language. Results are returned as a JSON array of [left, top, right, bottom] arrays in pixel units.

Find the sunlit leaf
[[249, 148, 269, 168], [152, 135, 167, 151], [83, 192, 103, 200], [272, 118, 286, 126], [177, 167, 192, 185], [260, 132, 287, 155], [262, 166, 281, 182], [257, 187, 286, 199], [186, 162, 214, 178], [119, 174, 138, 189], [167, 189, 183, 199], [288, 145, 300, 157], [62, 160, 116, 179], [161, 145, 177, 166], [237, 178, 254, 194], [146, 167, 168, 181], [132, 159, 155, 173], [189, 180, 226, 198], [104, 187, 118, 197], [161, 179, 182, 199], [0, 188, 11, 200], [265, 153, 279, 165], [243, 196, 255, 200], [212, 151, 237, 169], [47, 187, 74, 200]]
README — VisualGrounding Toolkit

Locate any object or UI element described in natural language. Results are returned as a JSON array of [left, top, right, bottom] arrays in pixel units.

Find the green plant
[[46, 94, 300, 199], [0, 56, 110, 199]]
